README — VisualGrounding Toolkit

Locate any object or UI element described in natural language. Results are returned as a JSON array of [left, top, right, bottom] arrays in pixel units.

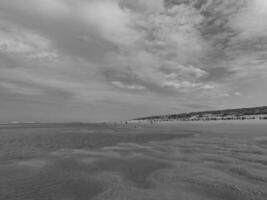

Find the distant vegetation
[[133, 106, 267, 122]]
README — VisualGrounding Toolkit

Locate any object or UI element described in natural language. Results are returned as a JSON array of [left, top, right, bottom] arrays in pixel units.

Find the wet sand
[[0, 122, 267, 200]]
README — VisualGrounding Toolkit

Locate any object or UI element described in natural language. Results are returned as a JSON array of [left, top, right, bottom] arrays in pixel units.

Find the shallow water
[[0, 122, 267, 200]]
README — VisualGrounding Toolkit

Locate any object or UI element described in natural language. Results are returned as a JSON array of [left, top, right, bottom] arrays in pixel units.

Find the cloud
[[0, 20, 58, 62], [111, 81, 145, 90], [0, 0, 266, 121], [0, 0, 70, 18], [230, 0, 267, 39], [163, 80, 214, 90], [161, 63, 208, 80], [95, 2, 214, 95], [81, 0, 140, 45], [163, 81, 181, 89], [119, 0, 164, 13], [142, 4, 207, 65], [234, 91, 242, 96], [31, 0, 70, 17]]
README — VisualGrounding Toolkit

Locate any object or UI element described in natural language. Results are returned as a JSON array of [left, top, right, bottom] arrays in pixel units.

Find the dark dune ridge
[[0, 122, 267, 200]]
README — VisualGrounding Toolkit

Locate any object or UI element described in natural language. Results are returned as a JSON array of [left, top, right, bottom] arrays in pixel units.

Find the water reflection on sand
[[0, 122, 267, 200]]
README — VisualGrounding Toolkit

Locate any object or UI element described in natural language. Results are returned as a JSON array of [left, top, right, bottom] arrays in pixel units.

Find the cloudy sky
[[0, 0, 267, 122]]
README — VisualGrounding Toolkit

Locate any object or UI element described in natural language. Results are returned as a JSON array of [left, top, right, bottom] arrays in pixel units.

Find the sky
[[0, 0, 267, 122]]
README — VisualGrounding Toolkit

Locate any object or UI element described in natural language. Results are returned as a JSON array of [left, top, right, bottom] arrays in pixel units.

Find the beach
[[0, 122, 267, 199]]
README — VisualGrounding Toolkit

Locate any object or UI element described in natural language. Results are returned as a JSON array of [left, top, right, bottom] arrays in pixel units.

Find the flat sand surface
[[0, 122, 267, 200]]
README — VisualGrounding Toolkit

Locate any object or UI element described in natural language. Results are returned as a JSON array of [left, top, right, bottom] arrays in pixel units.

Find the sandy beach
[[0, 122, 267, 200]]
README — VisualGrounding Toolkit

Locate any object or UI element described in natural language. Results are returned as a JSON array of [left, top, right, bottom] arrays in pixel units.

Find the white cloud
[[163, 81, 181, 89], [202, 84, 215, 89], [0, 21, 58, 61], [222, 93, 230, 97], [163, 80, 214, 90], [112, 81, 145, 90], [143, 5, 206, 64], [119, 0, 164, 13], [163, 63, 208, 80], [81, 0, 140, 45], [165, 73, 178, 79], [230, 0, 267, 39], [98, 3, 211, 94], [184, 66, 208, 79], [235, 91, 242, 96]]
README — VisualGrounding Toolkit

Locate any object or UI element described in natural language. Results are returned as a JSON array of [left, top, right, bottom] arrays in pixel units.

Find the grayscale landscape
[[1, 122, 267, 200], [1, 0, 267, 199]]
